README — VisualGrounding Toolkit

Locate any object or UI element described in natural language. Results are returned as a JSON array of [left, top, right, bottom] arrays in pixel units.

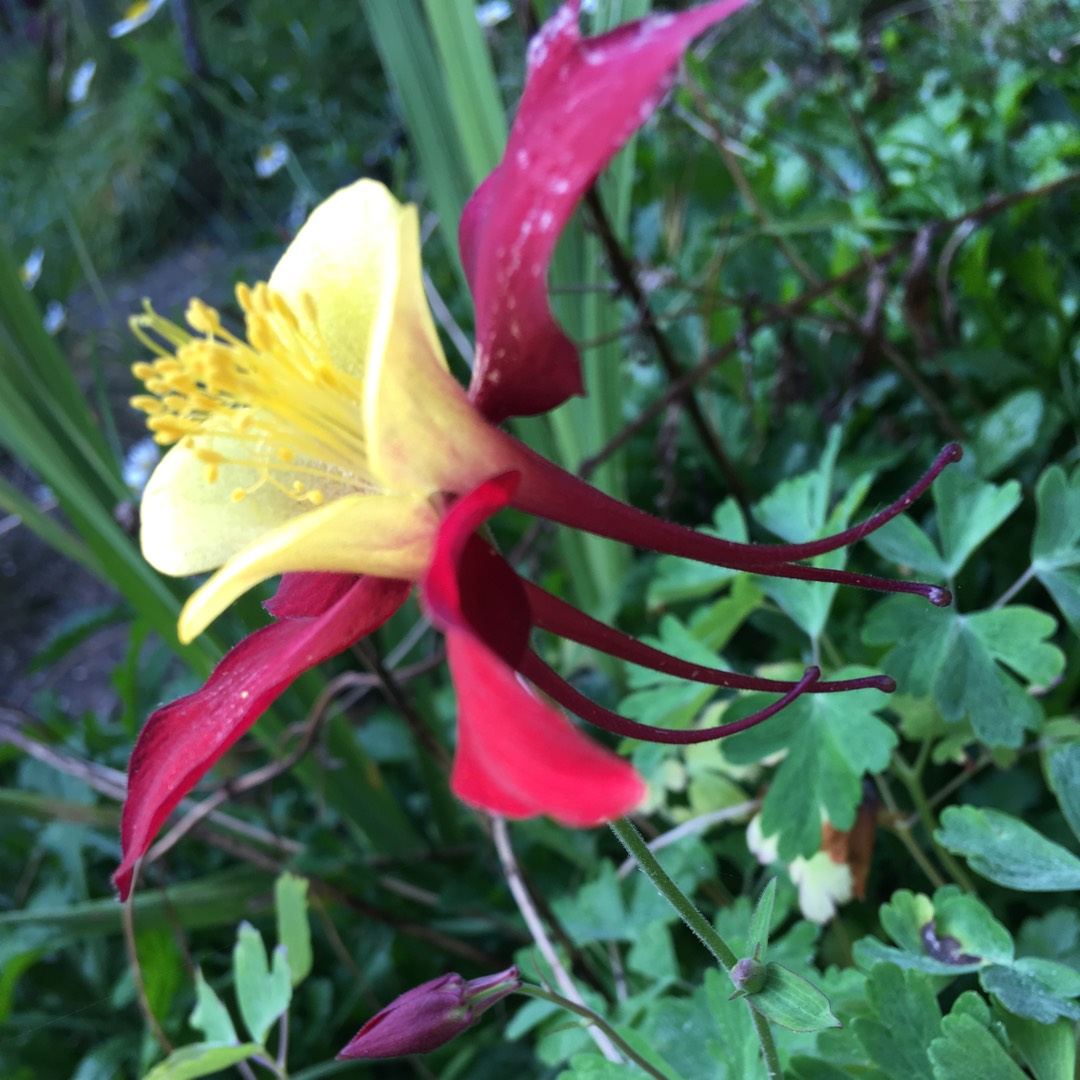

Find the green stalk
[[891, 753, 976, 893], [609, 817, 782, 1077], [609, 817, 737, 969], [516, 983, 673, 1080]]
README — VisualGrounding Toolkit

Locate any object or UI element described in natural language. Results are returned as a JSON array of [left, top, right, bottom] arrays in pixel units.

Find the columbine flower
[[254, 141, 289, 180], [109, 0, 168, 38], [20, 248, 43, 290], [114, 0, 959, 898], [338, 966, 521, 1059]]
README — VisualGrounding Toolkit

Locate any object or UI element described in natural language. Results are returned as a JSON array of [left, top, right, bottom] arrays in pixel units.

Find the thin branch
[[122, 894, 173, 1054], [583, 187, 750, 505], [352, 639, 451, 768], [581, 168, 1080, 480], [491, 817, 623, 1064], [615, 800, 760, 879]]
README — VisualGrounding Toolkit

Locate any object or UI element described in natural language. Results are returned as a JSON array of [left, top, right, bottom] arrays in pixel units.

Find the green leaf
[[789, 1059, 867, 1080], [648, 498, 749, 606], [724, 672, 897, 859], [189, 970, 237, 1045], [703, 968, 767, 1080], [640, 989, 727, 1078], [142, 1043, 262, 1080], [746, 962, 840, 1032], [551, 862, 627, 944], [752, 426, 844, 543], [233, 922, 292, 1046], [971, 390, 1045, 478], [626, 922, 678, 983], [1049, 743, 1080, 845], [936, 806, 1080, 891], [934, 468, 1022, 577], [865, 512, 947, 578], [1001, 1012, 1077, 1080], [747, 879, 777, 963], [981, 959, 1080, 1024], [929, 1014, 1028, 1080], [854, 888, 1011, 975], [863, 599, 1063, 747], [621, 617, 725, 730], [752, 434, 874, 639], [275, 873, 312, 987], [852, 965, 941, 1080], [1031, 464, 1080, 633]]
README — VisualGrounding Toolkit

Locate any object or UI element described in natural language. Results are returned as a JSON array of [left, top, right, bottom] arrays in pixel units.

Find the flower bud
[[337, 965, 521, 1059], [730, 957, 767, 996]]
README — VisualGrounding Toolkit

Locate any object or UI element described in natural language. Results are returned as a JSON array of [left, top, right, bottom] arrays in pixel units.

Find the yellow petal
[[177, 493, 437, 643], [268, 179, 416, 381], [365, 202, 522, 494], [140, 442, 348, 576]]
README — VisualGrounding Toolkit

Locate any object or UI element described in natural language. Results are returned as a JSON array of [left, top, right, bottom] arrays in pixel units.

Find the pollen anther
[[130, 285, 375, 506]]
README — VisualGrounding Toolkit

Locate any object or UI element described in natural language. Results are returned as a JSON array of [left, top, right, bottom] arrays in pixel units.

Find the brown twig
[[583, 187, 750, 505], [352, 639, 451, 769], [796, 0, 892, 193], [121, 894, 173, 1054], [580, 165, 1080, 479]]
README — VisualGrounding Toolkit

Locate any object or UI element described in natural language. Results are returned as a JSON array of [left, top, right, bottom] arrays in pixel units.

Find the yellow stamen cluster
[[130, 282, 372, 506]]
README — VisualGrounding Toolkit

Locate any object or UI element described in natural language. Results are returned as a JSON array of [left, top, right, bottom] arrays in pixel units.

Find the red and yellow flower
[[114, 0, 957, 898]]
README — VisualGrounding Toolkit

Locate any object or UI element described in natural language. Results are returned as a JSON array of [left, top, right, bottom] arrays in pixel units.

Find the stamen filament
[[129, 284, 376, 504]]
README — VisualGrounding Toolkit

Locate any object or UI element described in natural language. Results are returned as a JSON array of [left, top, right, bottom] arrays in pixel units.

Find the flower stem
[[609, 818, 782, 1076], [609, 817, 737, 968], [515, 984, 672, 1080], [891, 753, 976, 892], [750, 1007, 783, 1079]]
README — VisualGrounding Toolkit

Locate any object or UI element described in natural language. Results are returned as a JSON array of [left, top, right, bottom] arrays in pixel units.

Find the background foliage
[[1, 0, 1079, 1077]]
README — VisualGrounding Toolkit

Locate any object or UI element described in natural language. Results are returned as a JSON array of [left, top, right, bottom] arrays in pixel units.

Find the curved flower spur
[[114, 0, 960, 898]]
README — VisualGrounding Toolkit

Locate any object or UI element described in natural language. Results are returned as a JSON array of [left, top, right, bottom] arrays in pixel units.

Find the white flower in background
[[269, 74, 292, 93], [109, 0, 168, 38], [254, 141, 289, 180], [746, 813, 854, 925], [746, 814, 780, 864], [122, 436, 162, 495], [476, 1, 512, 28], [788, 852, 853, 925], [43, 300, 66, 335], [20, 248, 44, 290], [68, 59, 97, 104]]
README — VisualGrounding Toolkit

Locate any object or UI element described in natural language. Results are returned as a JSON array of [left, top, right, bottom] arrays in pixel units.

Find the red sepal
[[422, 475, 645, 825], [461, 0, 747, 423], [114, 575, 410, 898], [264, 572, 361, 619]]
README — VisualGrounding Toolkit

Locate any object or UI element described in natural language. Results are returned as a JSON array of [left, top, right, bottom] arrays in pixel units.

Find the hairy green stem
[[609, 818, 782, 1075], [609, 818, 737, 968], [516, 984, 671, 1080], [750, 1007, 783, 1079]]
